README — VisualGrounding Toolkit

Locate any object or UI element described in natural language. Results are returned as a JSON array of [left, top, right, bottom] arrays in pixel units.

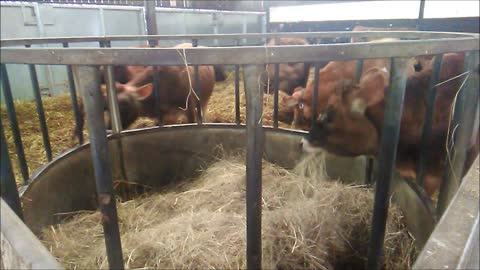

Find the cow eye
[[299, 102, 304, 109]]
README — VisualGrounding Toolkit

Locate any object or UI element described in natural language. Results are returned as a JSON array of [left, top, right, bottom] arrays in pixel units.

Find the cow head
[[102, 83, 152, 130], [162, 107, 190, 125], [301, 68, 388, 157], [281, 87, 312, 130]]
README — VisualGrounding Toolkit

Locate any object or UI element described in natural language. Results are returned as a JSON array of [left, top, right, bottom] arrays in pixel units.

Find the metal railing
[[1, 31, 479, 270]]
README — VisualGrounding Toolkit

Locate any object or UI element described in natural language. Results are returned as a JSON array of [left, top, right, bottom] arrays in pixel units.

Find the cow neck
[[365, 69, 432, 145]]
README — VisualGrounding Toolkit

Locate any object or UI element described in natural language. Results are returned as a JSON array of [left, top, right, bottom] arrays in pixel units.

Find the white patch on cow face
[[350, 98, 367, 114], [380, 67, 388, 74], [301, 138, 323, 153]]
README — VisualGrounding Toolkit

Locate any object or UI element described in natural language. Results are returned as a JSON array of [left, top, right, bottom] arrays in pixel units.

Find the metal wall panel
[[0, 2, 265, 102]]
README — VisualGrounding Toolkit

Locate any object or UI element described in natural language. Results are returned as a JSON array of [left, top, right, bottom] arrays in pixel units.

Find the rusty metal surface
[[413, 158, 480, 270], [72, 65, 124, 269], [243, 65, 265, 269]]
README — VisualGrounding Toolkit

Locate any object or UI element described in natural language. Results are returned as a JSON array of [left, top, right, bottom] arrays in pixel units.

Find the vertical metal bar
[[243, 64, 265, 270], [63, 42, 84, 145], [72, 66, 124, 270], [366, 57, 410, 270], [0, 117, 24, 220], [99, 7, 106, 36], [0, 64, 29, 183], [213, 13, 219, 46], [242, 15, 248, 44], [437, 51, 479, 217], [417, 0, 426, 31], [416, 54, 443, 187], [265, 1, 270, 33], [145, 0, 158, 47], [149, 49, 162, 126], [235, 39, 241, 126], [106, 70, 123, 134], [355, 59, 364, 83], [192, 39, 202, 124], [26, 45, 52, 162], [310, 62, 321, 129], [272, 38, 280, 128], [99, 40, 122, 134], [33, 2, 55, 97], [357, 57, 369, 184]]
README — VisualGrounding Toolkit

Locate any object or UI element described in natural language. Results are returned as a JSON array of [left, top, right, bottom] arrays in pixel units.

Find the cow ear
[[357, 68, 387, 107], [282, 95, 298, 108], [135, 84, 153, 101]]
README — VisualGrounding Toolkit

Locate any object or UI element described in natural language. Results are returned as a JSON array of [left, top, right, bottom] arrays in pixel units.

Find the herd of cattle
[[76, 27, 479, 197]]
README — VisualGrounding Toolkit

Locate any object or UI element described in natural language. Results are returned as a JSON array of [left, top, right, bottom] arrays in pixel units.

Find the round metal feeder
[[21, 125, 435, 248]]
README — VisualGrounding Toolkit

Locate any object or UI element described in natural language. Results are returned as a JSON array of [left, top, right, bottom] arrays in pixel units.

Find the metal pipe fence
[[0, 31, 478, 269]]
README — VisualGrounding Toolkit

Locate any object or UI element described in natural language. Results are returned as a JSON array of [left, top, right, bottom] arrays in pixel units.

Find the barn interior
[[0, 1, 479, 270]]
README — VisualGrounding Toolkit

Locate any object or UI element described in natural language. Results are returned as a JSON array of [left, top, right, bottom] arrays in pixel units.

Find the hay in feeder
[[40, 153, 416, 270]]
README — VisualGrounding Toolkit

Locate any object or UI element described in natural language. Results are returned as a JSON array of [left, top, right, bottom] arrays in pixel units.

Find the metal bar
[[355, 59, 364, 83], [234, 39, 241, 126], [145, 0, 158, 47], [272, 38, 280, 128], [72, 65, 124, 269], [100, 40, 122, 133], [0, 117, 23, 220], [0, 64, 29, 183], [33, 2, 55, 98], [310, 62, 321, 129], [1, 31, 475, 47], [105, 66, 122, 133], [63, 42, 84, 145], [149, 45, 162, 126], [437, 51, 479, 217], [2, 38, 478, 66], [364, 159, 375, 185], [417, 0, 426, 31], [192, 39, 202, 124], [416, 54, 443, 187], [26, 45, 52, 162], [243, 64, 265, 270], [366, 57, 410, 270], [356, 53, 374, 186]]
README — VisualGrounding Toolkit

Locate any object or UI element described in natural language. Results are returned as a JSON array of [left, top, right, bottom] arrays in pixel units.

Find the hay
[[40, 153, 416, 270], [0, 94, 87, 182], [207, 70, 294, 127], [2, 70, 297, 185]]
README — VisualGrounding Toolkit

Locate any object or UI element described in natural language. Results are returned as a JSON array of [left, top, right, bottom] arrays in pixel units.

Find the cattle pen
[[1, 2, 480, 270]]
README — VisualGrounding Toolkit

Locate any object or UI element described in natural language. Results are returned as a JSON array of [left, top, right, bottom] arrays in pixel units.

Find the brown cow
[[102, 62, 216, 129], [98, 43, 226, 84], [260, 37, 311, 95], [351, 26, 434, 71], [300, 53, 479, 196], [281, 39, 417, 130]]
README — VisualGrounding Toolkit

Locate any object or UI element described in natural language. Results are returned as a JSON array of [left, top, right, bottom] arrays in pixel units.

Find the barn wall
[[0, 2, 265, 102]]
